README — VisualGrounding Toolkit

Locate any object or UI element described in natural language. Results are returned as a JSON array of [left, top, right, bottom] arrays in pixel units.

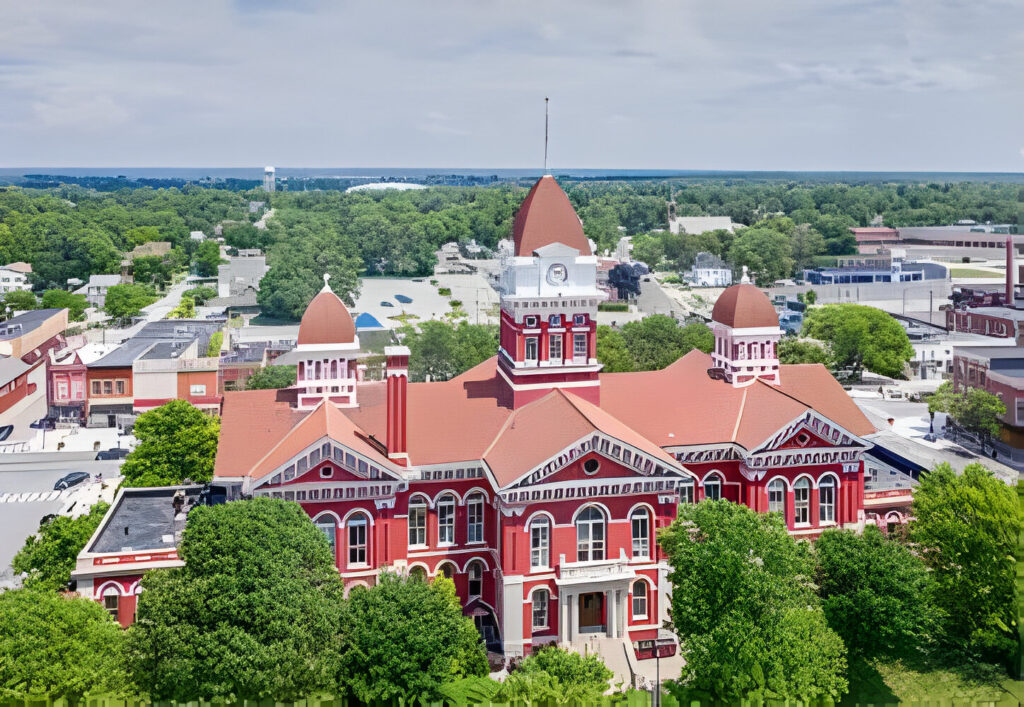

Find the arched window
[[466, 493, 484, 543], [467, 561, 483, 597], [437, 562, 455, 579], [315, 514, 338, 555], [101, 585, 120, 621], [532, 588, 549, 629], [767, 479, 786, 515], [530, 516, 550, 569], [408, 498, 427, 547], [703, 474, 722, 501], [347, 513, 368, 566], [409, 566, 427, 581], [794, 478, 811, 525], [631, 580, 648, 619], [819, 476, 836, 523], [630, 508, 650, 559], [437, 494, 456, 545], [576, 506, 605, 562]]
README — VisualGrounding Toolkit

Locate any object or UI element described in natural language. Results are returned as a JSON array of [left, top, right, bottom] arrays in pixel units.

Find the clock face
[[547, 263, 568, 285]]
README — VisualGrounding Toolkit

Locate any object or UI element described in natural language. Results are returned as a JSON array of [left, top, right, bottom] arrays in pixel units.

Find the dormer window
[[573, 314, 586, 326], [525, 316, 538, 328], [548, 314, 561, 326]]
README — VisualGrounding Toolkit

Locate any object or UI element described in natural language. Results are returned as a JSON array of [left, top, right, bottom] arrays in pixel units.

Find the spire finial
[[322, 272, 331, 292], [543, 97, 549, 175]]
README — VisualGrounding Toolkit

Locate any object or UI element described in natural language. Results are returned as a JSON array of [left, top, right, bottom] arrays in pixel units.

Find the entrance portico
[[555, 552, 635, 642]]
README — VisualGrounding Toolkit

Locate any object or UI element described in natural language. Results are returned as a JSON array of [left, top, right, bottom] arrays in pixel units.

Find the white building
[[73, 274, 123, 308], [668, 216, 742, 236], [685, 252, 733, 287], [263, 166, 275, 193], [0, 262, 32, 294], [189, 230, 206, 242]]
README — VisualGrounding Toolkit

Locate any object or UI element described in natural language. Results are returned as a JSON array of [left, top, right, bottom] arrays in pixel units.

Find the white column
[[560, 592, 569, 643], [607, 589, 617, 638]]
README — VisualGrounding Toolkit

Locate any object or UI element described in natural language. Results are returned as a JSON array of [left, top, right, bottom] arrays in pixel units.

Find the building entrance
[[578, 592, 604, 632]]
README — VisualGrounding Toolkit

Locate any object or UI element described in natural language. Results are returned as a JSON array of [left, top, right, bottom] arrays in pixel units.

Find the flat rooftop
[[89, 485, 203, 554], [0, 309, 63, 341]]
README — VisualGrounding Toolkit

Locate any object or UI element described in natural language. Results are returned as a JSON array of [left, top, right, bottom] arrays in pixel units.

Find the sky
[[1, 0, 1023, 172]]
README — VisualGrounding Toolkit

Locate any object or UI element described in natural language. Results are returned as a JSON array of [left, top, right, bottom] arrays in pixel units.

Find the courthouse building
[[205, 176, 879, 659]]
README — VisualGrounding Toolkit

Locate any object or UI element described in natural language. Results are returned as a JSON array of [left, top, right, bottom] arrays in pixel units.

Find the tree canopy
[[120, 400, 219, 487], [802, 303, 914, 378], [814, 527, 936, 658], [909, 463, 1022, 663], [777, 338, 834, 367], [0, 589, 132, 700], [402, 320, 498, 382], [245, 364, 297, 390], [104, 283, 157, 323], [600, 316, 713, 372], [659, 500, 847, 701], [40, 289, 88, 321], [12, 501, 110, 592], [339, 572, 488, 702], [1, 289, 38, 316]]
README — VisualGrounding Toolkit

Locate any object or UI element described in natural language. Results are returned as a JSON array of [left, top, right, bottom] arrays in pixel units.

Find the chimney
[[385, 346, 410, 466], [1006, 235, 1015, 305]]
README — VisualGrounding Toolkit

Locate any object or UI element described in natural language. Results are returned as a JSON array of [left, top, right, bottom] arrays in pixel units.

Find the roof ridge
[[247, 400, 329, 476], [731, 387, 748, 442]]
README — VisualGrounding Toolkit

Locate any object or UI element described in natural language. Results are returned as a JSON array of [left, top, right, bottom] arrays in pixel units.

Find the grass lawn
[[948, 267, 1004, 278], [845, 658, 1022, 705]]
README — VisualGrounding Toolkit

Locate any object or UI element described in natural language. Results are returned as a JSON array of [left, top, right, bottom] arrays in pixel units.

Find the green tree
[[619, 316, 712, 371], [595, 325, 636, 372], [206, 330, 223, 357], [127, 499, 345, 701], [12, 501, 110, 591], [630, 233, 665, 269], [124, 226, 162, 248], [814, 527, 936, 658], [802, 304, 913, 378], [727, 226, 795, 285], [120, 400, 219, 487], [1, 289, 38, 315], [340, 572, 488, 702], [245, 365, 297, 390], [777, 339, 833, 367], [257, 239, 362, 321], [182, 285, 217, 305], [804, 288, 817, 305], [41, 289, 89, 321], [660, 501, 848, 701], [132, 255, 174, 290], [514, 644, 612, 696], [0, 589, 132, 700], [954, 387, 1007, 440], [192, 240, 224, 277], [910, 463, 1022, 663], [404, 321, 497, 382], [790, 223, 827, 271], [166, 295, 196, 319], [104, 283, 156, 324]]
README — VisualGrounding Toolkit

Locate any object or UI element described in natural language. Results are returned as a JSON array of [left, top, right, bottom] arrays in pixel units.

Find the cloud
[[0, 0, 1022, 170]]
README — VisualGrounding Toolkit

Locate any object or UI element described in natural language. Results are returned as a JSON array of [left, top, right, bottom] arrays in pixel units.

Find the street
[[0, 459, 123, 588]]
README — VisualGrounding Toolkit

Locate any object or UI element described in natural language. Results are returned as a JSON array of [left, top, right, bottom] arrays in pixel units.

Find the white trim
[[571, 502, 610, 524], [496, 365, 602, 386], [765, 474, 791, 491], [96, 580, 125, 598], [461, 556, 491, 573], [523, 509, 557, 530], [312, 510, 343, 525], [341, 507, 374, 527]]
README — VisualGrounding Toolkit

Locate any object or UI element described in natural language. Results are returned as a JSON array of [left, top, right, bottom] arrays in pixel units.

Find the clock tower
[[497, 176, 606, 408]]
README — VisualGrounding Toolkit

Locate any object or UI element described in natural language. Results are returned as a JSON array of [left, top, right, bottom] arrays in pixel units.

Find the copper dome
[[297, 287, 356, 345], [711, 284, 779, 329]]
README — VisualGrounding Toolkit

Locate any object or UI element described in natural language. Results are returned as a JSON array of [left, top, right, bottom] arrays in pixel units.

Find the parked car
[[395, 294, 413, 303], [0, 425, 12, 442], [96, 447, 130, 460], [380, 301, 395, 307], [53, 471, 90, 491], [30, 417, 56, 430]]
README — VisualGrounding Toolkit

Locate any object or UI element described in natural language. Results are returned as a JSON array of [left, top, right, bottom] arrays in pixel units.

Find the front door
[[578, 592, 604, 632]]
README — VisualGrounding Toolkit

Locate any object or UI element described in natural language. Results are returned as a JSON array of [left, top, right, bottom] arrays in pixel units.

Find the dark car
[[96, 447, 130, 460], [54, 471, 90, 491], [30, 418, 56, 430], [395, 294, 413, 304], [380, 301, 395, 307], [0, 425, 12, 442]]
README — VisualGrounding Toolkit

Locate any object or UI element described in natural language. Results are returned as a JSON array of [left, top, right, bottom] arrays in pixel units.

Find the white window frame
[[468, 561, 483, 597], [532, 589, 549, 629], [438, 495, 455, 545], [576, 506, 605, 562], [315, 515, 338, 555], [548, 334, 563, 364], [189, 384, 206, 396], [819, 477, 836, 524], [467, 494, 484, 543], [632, 580, 648, 618], [794, 478, 810, 525], [408, 499, 427, 548], [630, 508, 650, 559], [767, 479, 786, 515], [347, 514, 368, 566], [573, 333, 587, 361], [703, 475, 721, 501], [103, 590, 120, 620], [525, 337, 539, 364], [530, 517, 550, 569]]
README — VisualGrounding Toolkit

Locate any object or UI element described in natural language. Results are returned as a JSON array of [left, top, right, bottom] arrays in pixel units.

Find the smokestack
[[385, 346, 410, 466], [1006, 235, 1015, 305]]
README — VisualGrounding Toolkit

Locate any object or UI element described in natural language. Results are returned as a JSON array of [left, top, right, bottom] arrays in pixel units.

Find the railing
[[134, 356, 220, 373]]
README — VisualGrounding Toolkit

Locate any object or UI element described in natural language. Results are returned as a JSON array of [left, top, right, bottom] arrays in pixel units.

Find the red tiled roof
[[297, 288, 355, 346], [711, 284, 779, 329], [512, 176, 591, 257], [215, 352, 875, 486]]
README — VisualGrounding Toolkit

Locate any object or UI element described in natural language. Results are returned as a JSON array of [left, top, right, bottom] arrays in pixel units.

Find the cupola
[[512, 176, 591, 257], [710, 284, 782, 386]]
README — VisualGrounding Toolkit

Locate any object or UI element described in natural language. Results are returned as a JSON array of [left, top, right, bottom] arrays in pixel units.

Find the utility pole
[[544, 97, 549, 174]]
